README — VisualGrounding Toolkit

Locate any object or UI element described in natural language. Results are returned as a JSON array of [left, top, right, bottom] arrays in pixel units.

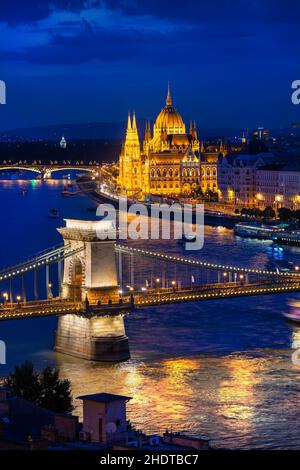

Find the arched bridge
[[0, 163, 98, 178]]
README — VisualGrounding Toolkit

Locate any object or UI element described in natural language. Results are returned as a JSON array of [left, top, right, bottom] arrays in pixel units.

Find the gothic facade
[[118, 85, 224, 198]]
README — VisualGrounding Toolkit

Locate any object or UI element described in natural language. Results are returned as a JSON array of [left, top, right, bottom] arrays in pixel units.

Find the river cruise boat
[[283, 299, 300, 324], [272, 230, 300, 246], [234, 222, 284, 240], [177, 234, 197, 244]]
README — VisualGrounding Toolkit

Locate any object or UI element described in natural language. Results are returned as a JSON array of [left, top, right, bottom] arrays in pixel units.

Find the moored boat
[[177, 234, 197, 244], [284, 299, 300, 324], [272, 231, 300, 246], [48, 208, 59, 218], [234, 222, 284, 240]]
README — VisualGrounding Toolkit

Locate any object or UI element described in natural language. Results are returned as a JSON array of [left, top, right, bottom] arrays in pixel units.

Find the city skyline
[[0, 0, 300, 131]]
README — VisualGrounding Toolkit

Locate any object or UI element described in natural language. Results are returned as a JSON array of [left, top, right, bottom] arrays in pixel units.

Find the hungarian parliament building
[[117, 84, 227, 198]]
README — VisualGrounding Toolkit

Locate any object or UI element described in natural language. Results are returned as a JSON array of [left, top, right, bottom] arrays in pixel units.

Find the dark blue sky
[[0, 0, 300, 131]]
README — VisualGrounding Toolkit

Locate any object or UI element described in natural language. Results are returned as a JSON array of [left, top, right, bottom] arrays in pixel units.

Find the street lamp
[[48, 282, 53, 299], [3, 292, 8, 303], [129, 286, 134, 305]]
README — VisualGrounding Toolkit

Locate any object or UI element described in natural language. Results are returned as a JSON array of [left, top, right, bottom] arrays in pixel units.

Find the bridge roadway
[[1, 278, 299, 321], [0, 164, 98, 177], [0, 298, 133, 321], [135, 279, 300, 307]]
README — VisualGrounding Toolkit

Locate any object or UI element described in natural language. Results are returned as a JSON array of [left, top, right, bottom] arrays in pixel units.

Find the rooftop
[[77, 393, 132, 403], [258, 163, 300, 172]]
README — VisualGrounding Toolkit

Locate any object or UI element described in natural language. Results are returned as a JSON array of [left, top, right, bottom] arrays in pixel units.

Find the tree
[[253, 208, 263, 218], [278, 207, 293, 221], [241, 208, 249, 216], [5, 361, 73, 414], [5, 361, 41, 403], [194, 185, 204, 198], [39, 366, 73, 413], [262, 206, 276, 219]]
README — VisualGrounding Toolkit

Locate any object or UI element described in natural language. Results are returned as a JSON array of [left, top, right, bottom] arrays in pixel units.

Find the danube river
[[1, 177, 300, 449]]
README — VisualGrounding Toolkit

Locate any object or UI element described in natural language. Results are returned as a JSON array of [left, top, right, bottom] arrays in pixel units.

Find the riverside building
[[118, 84, 225, 199]]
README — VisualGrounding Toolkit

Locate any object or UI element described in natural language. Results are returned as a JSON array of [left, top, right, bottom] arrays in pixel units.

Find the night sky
[[0, 0, 300, 131]]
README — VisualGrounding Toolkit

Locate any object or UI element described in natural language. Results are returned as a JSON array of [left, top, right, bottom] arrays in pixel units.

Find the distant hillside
[[0, 140, 122, 164], [0, 122, 242, 141], [1, 121, 300, 142], [0, 122, 128, 141]]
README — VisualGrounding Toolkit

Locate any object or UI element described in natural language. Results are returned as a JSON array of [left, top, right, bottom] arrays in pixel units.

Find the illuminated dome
[[154, 84, 186, 136]]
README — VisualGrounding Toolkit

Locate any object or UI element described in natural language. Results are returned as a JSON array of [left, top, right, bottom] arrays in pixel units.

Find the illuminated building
[[218, 153, 272, 207], [250, 127, 270, 142], [218, 154, 300, 210], [256, 164, 300, 210], [60, 135, 67, 149], [118, 84, 225, 198]]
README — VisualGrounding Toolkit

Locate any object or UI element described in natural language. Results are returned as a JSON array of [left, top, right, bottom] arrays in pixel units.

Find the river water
[[1, 176, 300, 449]]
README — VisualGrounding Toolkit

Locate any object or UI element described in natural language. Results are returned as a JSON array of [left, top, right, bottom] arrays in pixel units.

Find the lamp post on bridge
[[48, 283, 53, 299], [129, 287, 134, 306], [2, 292, 8, 305], [118, 289, 123, 304], [156, 278, 161, 301]]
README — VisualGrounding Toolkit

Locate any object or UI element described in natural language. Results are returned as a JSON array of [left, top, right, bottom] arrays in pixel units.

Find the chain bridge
[[0, 219, 299, 361]]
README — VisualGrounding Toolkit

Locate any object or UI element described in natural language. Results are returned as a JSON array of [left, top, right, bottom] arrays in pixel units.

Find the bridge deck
[[135, 280, 300, 307], [1, 278, 299, 321], [0, 299, 132, 321]]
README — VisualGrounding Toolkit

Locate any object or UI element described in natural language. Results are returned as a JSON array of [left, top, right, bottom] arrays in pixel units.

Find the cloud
[[1, 0, 299, 69], [0, 0, 94, 25], [102, 0, 300, 24], [3, 0, 300, 26]]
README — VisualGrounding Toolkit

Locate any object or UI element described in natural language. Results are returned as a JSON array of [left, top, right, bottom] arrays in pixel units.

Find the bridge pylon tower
[[55, 219, 130, 362]]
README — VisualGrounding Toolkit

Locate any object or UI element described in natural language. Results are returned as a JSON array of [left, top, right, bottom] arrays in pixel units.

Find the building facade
[[256, 165, 300, 210], [118, 85, 223, 198], [218, 154, 267, 207], [218, 155, 300, 210]]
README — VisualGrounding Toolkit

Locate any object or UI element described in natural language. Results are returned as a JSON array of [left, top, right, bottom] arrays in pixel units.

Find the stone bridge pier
[[54, 219, 130, 362]]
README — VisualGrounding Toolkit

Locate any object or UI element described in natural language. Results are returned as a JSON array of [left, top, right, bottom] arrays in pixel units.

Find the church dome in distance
[[154, 83, 186, 135]]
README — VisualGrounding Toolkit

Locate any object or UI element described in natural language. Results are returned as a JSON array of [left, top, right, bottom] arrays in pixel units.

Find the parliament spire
[[166, 81, 172, 106]]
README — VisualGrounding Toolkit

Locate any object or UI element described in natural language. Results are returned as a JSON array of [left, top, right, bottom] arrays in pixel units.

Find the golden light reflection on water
[[217, 356, 267, 433], [291, 326, 300, 349], [55, 350, 300, 448]]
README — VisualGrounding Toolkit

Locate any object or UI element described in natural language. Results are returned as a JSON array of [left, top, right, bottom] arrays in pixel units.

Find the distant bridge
[[0, 163, 99, 178]]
